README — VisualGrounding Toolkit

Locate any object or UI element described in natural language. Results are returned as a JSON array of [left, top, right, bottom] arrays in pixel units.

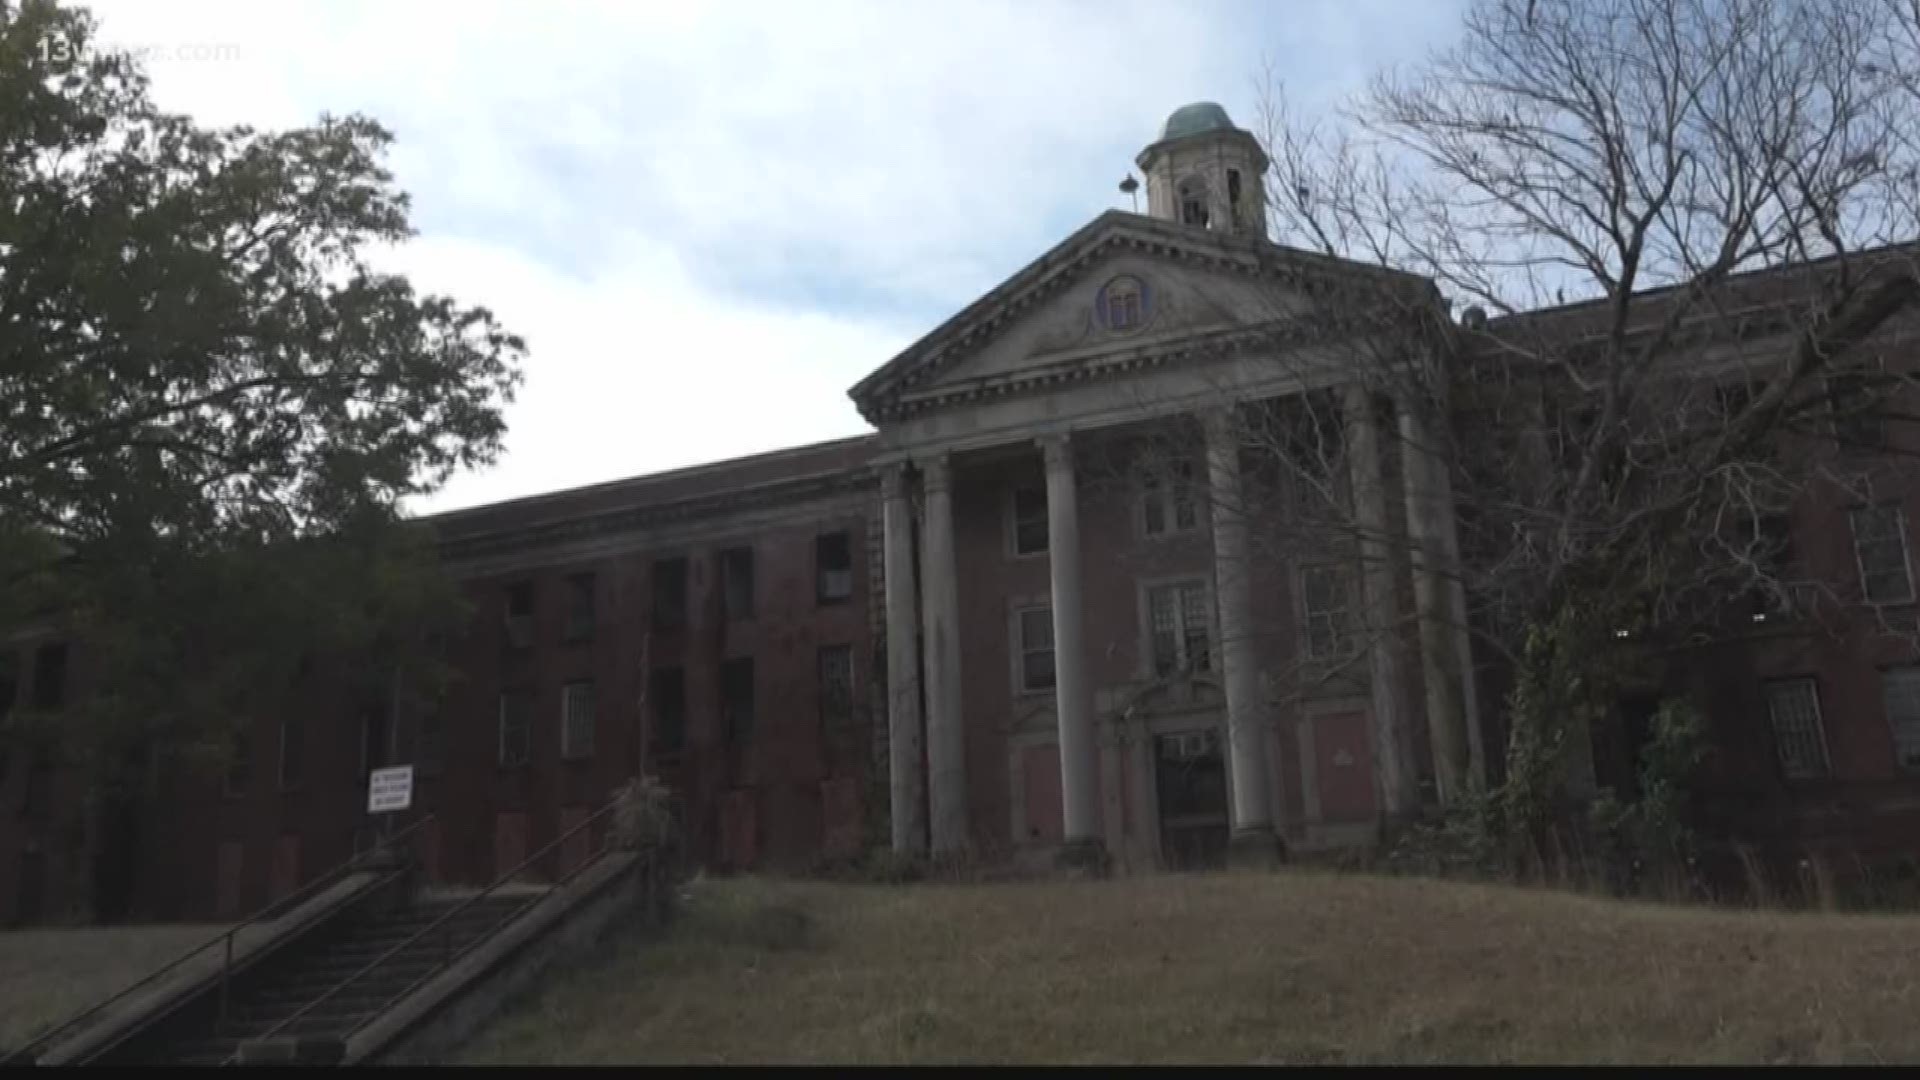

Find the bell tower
[[1135, 102, 1269, 240]]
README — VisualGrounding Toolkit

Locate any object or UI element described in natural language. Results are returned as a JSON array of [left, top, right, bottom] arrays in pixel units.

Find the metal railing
[[223, 796, 631, 1064], [18, 813, 437, 1065]]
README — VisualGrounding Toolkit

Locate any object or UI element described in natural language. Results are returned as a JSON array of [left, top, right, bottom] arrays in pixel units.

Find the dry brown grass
[[462, 870, 1920, 1065], [0, 923, 222, 1049]]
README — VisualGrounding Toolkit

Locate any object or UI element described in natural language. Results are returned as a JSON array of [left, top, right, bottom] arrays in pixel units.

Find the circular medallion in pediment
[[1094, 274, 1152, 336]]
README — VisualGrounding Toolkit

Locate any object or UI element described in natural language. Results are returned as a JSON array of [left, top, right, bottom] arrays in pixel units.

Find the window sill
[[1008, 548, 1050, 561]]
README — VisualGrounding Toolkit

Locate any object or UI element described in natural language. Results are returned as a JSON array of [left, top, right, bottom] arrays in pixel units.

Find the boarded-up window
[[816, 532, 853, 604], [721, 547, 755, 621], [651, 667, 686, 755], [1765, 678, 1830, 780], [561, 680, 595, 761], [1883, 666, 1920, 774], [1018, 608, 1055, 692]]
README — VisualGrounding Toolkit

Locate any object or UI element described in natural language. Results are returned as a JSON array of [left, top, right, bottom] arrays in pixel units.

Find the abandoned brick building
[[6, 102, 1920, 923]]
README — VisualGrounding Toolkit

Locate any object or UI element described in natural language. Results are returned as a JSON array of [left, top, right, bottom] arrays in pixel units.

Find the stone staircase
[[140, 894, 537, 1066]]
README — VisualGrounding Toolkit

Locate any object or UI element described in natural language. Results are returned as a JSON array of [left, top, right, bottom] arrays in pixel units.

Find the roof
[[1160, 101, 1237, 141]]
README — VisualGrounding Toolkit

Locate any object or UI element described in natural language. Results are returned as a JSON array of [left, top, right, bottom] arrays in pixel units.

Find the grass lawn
[[462, 870, 1920, 1065], [0, 923, 222, 1049]]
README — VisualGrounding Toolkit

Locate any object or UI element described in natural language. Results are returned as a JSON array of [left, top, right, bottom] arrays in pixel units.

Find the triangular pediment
[[847, 211, 1431, 425]]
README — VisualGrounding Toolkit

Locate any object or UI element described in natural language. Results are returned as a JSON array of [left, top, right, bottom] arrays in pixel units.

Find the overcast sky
[[84, 0, 1464, 514]]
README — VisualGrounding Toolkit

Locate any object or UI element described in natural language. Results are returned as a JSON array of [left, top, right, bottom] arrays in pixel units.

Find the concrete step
[[229, 992, 402, 1026]]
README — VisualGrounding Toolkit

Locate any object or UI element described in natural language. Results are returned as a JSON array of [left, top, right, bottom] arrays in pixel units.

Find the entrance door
[[1155, 728, 1228, 870]]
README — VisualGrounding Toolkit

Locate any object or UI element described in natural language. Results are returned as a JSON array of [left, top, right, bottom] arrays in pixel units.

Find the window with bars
[[1011, 487, 1049, 556], [1017, 607, 1055, 692], [1764, 678, 1830, 781], [1850, 504, 1913, 604], [498, 690, 532, 768], [1300, 565, 1355, 660], [561, 680, 596, 761], [1142, 459, 1200, 538], [1148, 581, 1211, 676], [818, 644, 854, 737], [1883, 666, 1920, 774]]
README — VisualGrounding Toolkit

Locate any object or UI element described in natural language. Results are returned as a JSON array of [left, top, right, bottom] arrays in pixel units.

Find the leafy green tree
[[0, 0, 523, 919]]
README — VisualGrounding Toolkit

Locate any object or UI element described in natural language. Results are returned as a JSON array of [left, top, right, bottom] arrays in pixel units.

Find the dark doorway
[[1155, 727, 1228, 870]]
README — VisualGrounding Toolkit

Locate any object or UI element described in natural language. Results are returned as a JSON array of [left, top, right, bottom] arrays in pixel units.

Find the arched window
[[1177, 177, 1210, 229]]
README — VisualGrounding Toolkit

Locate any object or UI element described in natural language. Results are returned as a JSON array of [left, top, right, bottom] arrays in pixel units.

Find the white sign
[[367, 765, 414, 814]]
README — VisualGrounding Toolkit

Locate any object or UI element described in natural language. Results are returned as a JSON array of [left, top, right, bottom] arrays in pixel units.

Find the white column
[[881, 463, 926, 854], [1041, 434, 1103, 866], [918, 454, 968, 855], [1202, 408, 1280, 862], [1342, 385, 1418, 825], [1396, 394, 1477, 802]]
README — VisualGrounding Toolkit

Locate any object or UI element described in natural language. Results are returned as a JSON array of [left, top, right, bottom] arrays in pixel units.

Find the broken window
[[1011, 487, 1049, 555], [1142, 458, 1200, 538], [1764, 678, 1830, 781], [498, 689, 532, 768], [1850, 504, 1913, 605], [563, 572, 595, 643], [721, 657, 755, 743], [504, 581, 534, 650], [816, 532, 853, 604], [1018, 607, 1056, 692], [652, 557, 689, 630], [561, 680, 595, 761], [721, 547, 756, 621], [1148, 581, 1211, 676], [651, 667, 686, 755], [1178, 177, 1210, 228], [1300, 564, 1356, 660]]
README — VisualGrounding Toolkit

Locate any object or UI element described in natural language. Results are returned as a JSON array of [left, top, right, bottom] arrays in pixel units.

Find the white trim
[[1009, 600, 1056, 697], [1763, 677, 1832, 781], [1005, 482, 1050, 559], [1136, 575, 1216, 681], [1296, 562, 1359, 662]]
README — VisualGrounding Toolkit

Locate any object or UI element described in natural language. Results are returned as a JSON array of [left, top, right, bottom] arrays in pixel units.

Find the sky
[[82, 0, 1465, 514]]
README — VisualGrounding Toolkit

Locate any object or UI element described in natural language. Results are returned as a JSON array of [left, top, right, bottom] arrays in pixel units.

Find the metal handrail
[[225, 796, 631, 1062], [20, 812, 438, 1063]]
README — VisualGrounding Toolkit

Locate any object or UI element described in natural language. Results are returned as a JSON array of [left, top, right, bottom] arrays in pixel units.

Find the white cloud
[[78, 0, 1462, 513]]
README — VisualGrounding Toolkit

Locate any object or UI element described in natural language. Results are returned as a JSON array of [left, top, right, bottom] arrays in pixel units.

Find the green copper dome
[[1159, 101, 1237, 141]]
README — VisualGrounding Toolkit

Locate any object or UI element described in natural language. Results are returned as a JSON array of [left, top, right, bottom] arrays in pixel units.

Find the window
[[30, 642, 66, 710], [1011, 486, 1049, 555], [504, 582, 534, 650], [1178, 178, 1209, 228], [224, 731, 250, 797], [1142, 459, 1200, 538], [652, 557, 689, 630], [561, 681, 596, 761], [498, 690, 531, 768], [563, 572, 595, 643], [651, 667, 686, 755], [1300, 565, 1356, 660], [278, 713, 304, 789], [1850, 504, 1913, 604], [816, 532, 853, 604], [818, 645, 854, 739], [1018, 607, 1056, 693], [1739, 513, 1798, 621], [1827, 371, 1887, 449], [1106, 280, 1143, 331], [721, 547, 755, 621], [1148, 581, 1211, 676], [416, 708, 444, 775], [1764, 678, 1830, 780], [721, 658, 755, 743], [1883, 667, 1920, 774]]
